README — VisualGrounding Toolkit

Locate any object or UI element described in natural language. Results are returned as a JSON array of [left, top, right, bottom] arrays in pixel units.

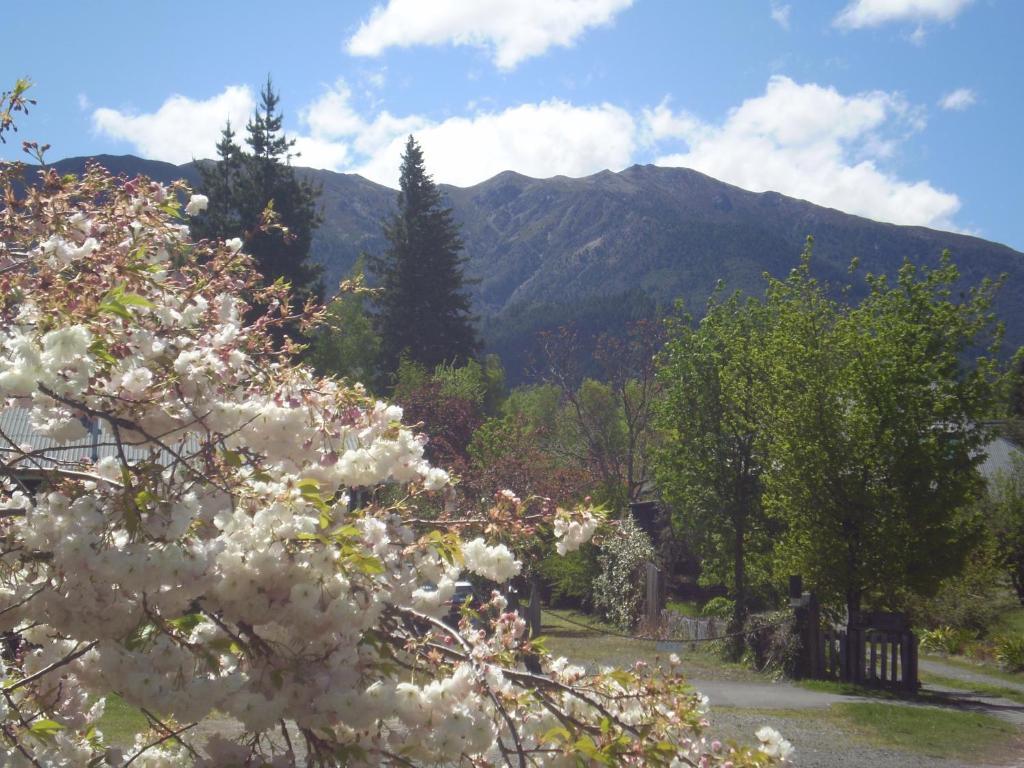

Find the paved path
[[690, 671, 1024, 768], [919, 658, 1024, 729], [920, 658, 1024, 694], [689, 678, 849, 709]]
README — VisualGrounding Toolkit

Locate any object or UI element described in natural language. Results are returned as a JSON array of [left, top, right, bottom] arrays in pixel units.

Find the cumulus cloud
[[299, 80, 635, 187], [938, 87, 976, 111], [835, 0, 973, 29], [347, 0, 634, 70], [646, 76, 960, 229], [92, 86, 254, 164], [770, 2, 792, 29], [91, 77, 962, 232]]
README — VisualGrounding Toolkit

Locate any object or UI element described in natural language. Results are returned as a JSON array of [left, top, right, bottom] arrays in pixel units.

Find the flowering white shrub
[[593, 515, 656, 629], [0, 141, 787, 763]]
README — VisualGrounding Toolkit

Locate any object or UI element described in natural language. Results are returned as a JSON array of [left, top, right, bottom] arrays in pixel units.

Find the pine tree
[[192, 78, 323, 307], [371, 136, 478, 376]]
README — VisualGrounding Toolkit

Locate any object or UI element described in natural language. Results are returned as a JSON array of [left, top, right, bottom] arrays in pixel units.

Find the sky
[[2, 0, 1022, 250]]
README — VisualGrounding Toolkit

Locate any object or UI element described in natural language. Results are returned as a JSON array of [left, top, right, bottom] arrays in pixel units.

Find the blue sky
[[3, 0, 1022, 250]]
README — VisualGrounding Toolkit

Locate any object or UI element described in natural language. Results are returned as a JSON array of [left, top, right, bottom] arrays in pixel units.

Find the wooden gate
[[793, 584, 918, 692]]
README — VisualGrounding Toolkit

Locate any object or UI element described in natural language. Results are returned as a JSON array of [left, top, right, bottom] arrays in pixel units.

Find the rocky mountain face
[[38, 155, 1024, 379]]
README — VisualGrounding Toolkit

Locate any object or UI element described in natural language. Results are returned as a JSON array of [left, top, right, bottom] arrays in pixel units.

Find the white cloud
[[646, 76, 960, 229], [770, 2, 792, 29], [835, 0, 973, 29], [92, 86, 254, 164], [92, 77, 962, 233], [347, 0, 634, 70], [77, 93, 91, 112], [938, 87, 976, 111], [299, 80, 635, 188]]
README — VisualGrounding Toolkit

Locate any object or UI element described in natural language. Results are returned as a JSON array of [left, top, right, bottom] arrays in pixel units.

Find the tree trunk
[[527, 577, 543, 638], [727, 514, 747, 660], [846, 589, 861, 630]]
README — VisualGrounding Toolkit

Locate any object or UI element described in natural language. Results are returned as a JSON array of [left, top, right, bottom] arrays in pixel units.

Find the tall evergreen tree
[[371, 136, 478, 376], [192, 78, 323, 306]]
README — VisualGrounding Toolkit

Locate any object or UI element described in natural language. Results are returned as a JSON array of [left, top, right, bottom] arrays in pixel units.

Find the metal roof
[[0, 406, 189, 473]]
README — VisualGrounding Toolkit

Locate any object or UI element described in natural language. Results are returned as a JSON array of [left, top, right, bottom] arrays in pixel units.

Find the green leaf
[[30, 719, 65, 737], [221, 450, 243, 468], [168, 613, 203, 634], [540, 726, 571, 743]]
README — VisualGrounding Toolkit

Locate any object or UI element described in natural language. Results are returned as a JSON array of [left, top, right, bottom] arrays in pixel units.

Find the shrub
[[919, 626, 976, 656], [994, 635, 1024, 672], [912, 534, 1016, 636], [593, 516, 656, 629], [742, 611, 800, 677], [701, 597, 735, 619], [538, 544, 599, 610]]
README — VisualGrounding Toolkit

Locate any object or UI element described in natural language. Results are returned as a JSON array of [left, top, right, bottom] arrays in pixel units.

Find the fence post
[[905, 631, 919, 692], [645, 562, 661, 629], [790, 576, 820, 680], [527, 577, 542, 638]]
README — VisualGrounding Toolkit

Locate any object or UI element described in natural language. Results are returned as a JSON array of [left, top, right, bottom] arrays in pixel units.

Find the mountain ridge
[[33, 154, 1024, 378]]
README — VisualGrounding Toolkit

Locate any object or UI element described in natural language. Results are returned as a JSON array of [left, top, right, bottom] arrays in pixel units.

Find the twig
[[3, 641, 96, 693]]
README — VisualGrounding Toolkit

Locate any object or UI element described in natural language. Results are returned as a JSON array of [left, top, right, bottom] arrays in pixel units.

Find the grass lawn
[[665, 600, 702, 617], [718, 702, 1022, 763], [831, 702, 1022, 761], [921, 671, 1024, 705], [923, 653, 1024, 685], [540, 609, 766, 682]]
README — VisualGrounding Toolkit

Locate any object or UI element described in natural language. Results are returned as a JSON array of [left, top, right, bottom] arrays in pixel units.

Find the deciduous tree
[[655, 293, 775, 640], [763, 247, 1002, 623]]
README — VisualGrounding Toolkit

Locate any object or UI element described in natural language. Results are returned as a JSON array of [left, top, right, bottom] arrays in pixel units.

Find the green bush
[[994, 635, 1024, 672], [593, 516, 655, 629], [912, 539, 1016, 636], [919, 626, 976, 656], [742, 611, 800, 677], [538, 545, 599, 610], [701, 597, 734, 619]]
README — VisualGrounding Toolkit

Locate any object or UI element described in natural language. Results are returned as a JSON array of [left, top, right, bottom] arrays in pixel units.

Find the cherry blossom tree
[[0, 88, 786, 767]]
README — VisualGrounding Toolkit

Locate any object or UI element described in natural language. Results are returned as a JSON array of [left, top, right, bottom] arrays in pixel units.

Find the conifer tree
[[192, 78, 323, 306], [371, 136, 478, 376]]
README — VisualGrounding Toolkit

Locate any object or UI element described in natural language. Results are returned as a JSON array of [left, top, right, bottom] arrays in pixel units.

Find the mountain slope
[[39, 155, 1024, 378]]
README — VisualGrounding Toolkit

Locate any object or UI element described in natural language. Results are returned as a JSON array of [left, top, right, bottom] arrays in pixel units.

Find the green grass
[[994, 606, 1024, 636], [665, 600, 701, 617], [921, 671, 1024, 705], [923, 653, 1024, 685], [831, 702, 1021, 761], [540, 609, 765, 682], [97, 695, 148, 746], [719, 702, 1022, 762]]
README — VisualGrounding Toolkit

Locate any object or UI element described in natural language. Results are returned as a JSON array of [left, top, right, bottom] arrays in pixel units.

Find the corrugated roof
[[0, 406, 190, 472], [979, 435, 1023, 481]]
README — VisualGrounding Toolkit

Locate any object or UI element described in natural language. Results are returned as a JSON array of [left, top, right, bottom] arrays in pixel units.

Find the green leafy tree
[[763, 248, 1002, 623], [306, 257, 381, 385], [371, 136, 477, 376], [988, 452, 1024, 604], [192, 78, 323, 308], [655, 293, 775, 640]]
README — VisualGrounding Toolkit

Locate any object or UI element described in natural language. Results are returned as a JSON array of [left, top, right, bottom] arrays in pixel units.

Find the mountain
[[35, 155, 1024, 380]]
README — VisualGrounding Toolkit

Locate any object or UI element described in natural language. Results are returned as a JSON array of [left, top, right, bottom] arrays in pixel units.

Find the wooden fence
[[793, 586, 918, 692]]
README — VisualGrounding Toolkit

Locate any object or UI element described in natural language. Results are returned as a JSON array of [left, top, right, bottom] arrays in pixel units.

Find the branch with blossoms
[[0, 103, 789, 766]]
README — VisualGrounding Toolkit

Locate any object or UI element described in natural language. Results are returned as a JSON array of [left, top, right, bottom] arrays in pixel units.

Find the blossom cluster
[[0, 162, 786, 766]]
